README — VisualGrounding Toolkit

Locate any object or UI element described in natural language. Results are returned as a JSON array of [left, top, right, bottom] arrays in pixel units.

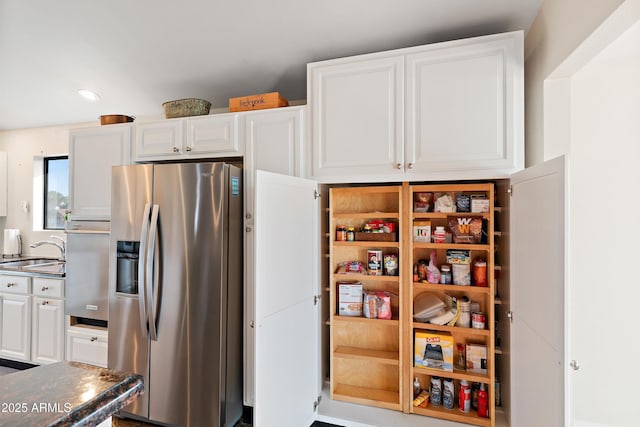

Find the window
[[43, 156, 68, 229]]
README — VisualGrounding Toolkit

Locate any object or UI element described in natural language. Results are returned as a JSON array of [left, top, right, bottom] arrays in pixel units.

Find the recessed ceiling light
[[78, 89, 100, 101]]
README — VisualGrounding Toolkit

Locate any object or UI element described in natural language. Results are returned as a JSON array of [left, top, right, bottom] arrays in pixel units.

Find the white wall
[[524, 0, 625, 166], [568, 32, 640, 427], [0, 124, 87, 257]]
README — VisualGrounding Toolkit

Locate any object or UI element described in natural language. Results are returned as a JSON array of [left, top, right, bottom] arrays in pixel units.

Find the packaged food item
[[337, 281, 363, 316], [336, 225, 347, 241], [440, 264, 452, 284], [335, 261, 365, 274], [414, 192, 433, 212], [471, 312, 486, 329], [414, 330, 454, 372], [363, 292, 378, 318], [413, 220, 431, 242], [426, 250, 441, 284], [452, 263, 471, 285], [376, 291, 392, 320], [471, 195, 490, 213], [367, 250, 383, 276], [448, 216, 483, 244], [446, 249, 471, 264], [346, 227, 355, 241], [434, 193, 455, 213], [383, 254, 398, 276], [473, 257, 487, 286], [456, 194, 471, 212], [466, 343, 488, 374], [363, 291, 393, 319], [433, 226, 446, 243]]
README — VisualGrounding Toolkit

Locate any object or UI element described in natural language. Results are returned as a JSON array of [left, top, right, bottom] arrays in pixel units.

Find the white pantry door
[[254, 171, 319, 427], [510, 156, 565, 427]]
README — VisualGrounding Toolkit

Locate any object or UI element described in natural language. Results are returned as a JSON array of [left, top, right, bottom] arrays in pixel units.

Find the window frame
[[43, 155, 69, 230]]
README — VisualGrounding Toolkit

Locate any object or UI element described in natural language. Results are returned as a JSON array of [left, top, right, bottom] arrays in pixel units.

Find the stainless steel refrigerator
[[108, 162, 242, 427]]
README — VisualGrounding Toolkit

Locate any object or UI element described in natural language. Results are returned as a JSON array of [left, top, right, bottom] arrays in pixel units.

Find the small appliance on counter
[[3, 228, 22, 258]]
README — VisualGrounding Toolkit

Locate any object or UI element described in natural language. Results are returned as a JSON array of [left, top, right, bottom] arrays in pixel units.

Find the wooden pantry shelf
[[413, 282, 491, 294], [332, 383, 400, 411], [333, 315, 400, 326], [412, 322, 490, 337], [412, 404, 491, 427], [333, 274, 400, 283], [334, 346, 399, 365], [412, 242, 491, 251], [413, 212, 490, 220], [412, 365, 490, 383], [333, 240, 399, 248], [332, 212, 400, 220]]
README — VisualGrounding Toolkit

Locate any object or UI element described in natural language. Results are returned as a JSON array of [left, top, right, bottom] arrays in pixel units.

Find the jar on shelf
[[440, 264, 452, 284], [336, 225, 347, 241], [473, 257, 487, 287], [346, 227, 355, 241]]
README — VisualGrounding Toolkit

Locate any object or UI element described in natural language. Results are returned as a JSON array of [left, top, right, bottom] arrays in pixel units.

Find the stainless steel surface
[[109, 164, 153, 419], [109, 162, 242, 427], [30, 236, 66, 260], [0, 258, 65, 277], [65, 222, 110, 321]]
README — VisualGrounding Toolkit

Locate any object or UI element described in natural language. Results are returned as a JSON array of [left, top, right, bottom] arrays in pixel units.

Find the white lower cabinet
[[32, 297, 64, 364], [0, 275, 65, 365], [0, 293, 31, 362], [66, 325, 108, 368]]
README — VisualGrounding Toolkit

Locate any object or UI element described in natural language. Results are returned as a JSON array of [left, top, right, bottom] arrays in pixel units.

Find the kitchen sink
[[0, 258, 59, 268], [0, 258, 65, 276]]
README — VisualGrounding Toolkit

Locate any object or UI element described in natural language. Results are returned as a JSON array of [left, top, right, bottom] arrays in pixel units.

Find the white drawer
[[32, 277, 64, 298], [0, 275, 30, 294], [66, 326, 108, 368]]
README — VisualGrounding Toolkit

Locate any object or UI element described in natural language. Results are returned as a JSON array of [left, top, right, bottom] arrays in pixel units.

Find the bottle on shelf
[[477, 383, 489, 418], [459, 380, 471, 413], [413, 377, 421, 398], [346, 227, 355, 241]]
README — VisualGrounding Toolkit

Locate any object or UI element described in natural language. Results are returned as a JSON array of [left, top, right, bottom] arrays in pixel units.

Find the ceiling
[[0, 0, 543, 131]]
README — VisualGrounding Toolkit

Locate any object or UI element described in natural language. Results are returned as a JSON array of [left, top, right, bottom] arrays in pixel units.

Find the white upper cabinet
[[308, 56, 404, 179], [133, 113, 242, 161], [308, 31, 523, 183], [69, 125, 132, 220]]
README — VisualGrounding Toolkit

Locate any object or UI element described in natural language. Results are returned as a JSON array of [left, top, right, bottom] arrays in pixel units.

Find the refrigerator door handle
[[147, 204, 160, 341], [138, 203, 152, 337]]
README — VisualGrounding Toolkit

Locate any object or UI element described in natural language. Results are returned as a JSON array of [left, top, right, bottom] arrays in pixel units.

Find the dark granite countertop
[[0, 361, 143, 426]]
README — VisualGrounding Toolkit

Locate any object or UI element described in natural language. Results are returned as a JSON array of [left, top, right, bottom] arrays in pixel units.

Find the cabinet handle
[[570, 360, 580, 371], [90, 337, 98, 342], [407, 163, 414, 170], [41, 286, 49, 291], [185, 146, 192, 152], [6, 283, 15, 287], [396, 163, 402, 170], [172, 146, 179, 153], [246, 226, 252, 232], [42, 300, 49, 305]]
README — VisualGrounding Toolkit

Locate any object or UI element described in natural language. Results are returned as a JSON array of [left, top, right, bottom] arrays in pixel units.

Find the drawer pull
[[396, 163, 402, 170], [41, 286, 49, 291], [6, 282, 15, 287], [90, 337, 98, 342], [42, 300, 49, 305], [172, 146, 179, 153], [185, 146, 192, 152]]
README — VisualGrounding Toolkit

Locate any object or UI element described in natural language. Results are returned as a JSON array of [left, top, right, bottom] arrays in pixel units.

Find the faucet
[[30, 236, 66, 261]]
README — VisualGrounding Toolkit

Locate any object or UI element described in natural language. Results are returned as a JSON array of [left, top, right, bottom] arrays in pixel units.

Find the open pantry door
[[253, 170, 320, 427], [509, 156, 565, 427]]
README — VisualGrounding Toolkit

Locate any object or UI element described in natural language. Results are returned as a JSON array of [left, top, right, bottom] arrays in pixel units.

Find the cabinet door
[[510, 156, 565, 427], [309, 55, 404, 180], [69, 125, 132, 220], [31, 297, 64, 364], [406, 31, 523, 178], [242, 106, 305, 407], [0, 293, 31, 362], [134, 120, 184, 160], [186, 113, 243, 156], [253, 171, 319, 427], [66, 328, 108, 368]]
